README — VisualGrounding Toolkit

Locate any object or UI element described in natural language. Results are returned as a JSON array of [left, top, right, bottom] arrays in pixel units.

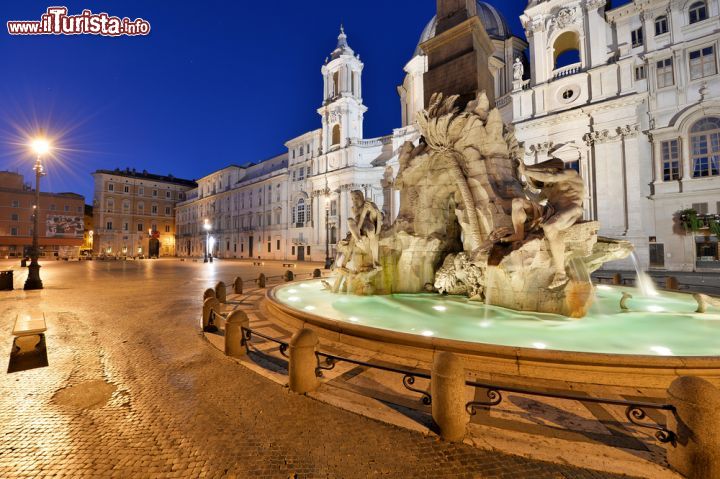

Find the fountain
[[265, 90, 720, 389]]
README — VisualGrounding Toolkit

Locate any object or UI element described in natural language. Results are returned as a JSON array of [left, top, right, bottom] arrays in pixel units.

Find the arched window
[[690, 117, 720, 177], [333, 71, 339, 96], [655, 15, 669, 35], [331, 124, 341, 146], [553, 31, 581, 70], [689, 1, 708, 24], [295, 199, 306, 226]]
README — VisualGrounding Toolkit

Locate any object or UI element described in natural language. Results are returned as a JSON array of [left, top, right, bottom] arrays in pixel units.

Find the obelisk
[[420, 0, 495, 109]]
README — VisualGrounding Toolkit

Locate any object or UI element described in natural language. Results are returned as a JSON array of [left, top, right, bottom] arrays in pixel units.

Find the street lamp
[[324, 197, 332, 269], [203, 219, 212, 263], [24, 138, 51, 290]]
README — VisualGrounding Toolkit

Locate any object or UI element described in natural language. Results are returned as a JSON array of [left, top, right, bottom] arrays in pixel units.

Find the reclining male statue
[[493, 158, 585, 289]]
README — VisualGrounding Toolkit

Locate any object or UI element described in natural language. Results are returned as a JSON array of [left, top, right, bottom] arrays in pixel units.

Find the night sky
[[1, 1, 578, 202]]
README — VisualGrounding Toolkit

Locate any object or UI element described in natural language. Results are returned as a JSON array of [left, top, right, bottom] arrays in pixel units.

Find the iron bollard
[[257, 273, 266, 288], [215, 281, 227, 303], [431, 351, 468, 442], [284, 270, 294, 282], [667, 376, 720, 478], [202, 297, 220, 332], [289, 328, 320, 394], [234, 276, 243, 294], [225, 310, 249, 358], [313, 268, 321, 278]]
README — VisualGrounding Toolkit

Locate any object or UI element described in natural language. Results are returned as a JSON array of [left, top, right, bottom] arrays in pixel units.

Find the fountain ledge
[[265, 282, 720, 390]]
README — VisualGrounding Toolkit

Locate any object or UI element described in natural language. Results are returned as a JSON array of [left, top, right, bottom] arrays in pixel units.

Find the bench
[[282, 263, 296, 268], [12, 313, 46, 354], [252, 261, 265, 266]]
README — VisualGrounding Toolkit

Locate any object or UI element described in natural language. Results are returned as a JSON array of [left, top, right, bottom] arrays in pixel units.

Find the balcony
[[552, 62, 582, 80]]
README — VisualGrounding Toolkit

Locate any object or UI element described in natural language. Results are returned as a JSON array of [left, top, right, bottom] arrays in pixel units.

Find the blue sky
[[1, 1, 531, 201]]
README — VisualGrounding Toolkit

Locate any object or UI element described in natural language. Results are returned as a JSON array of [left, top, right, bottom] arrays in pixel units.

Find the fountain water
[[630, 251, 659, 297]]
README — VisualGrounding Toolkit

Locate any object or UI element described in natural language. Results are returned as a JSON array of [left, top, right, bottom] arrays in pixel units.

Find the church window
[[333, 71, 339, 96], [332, 124, 341, 146], [300, 146, 304, 156], [634, 65, 647, 80], [552, 31, 581, 70], [561, 89, 575, 100], [661, 140, 680, 181], [689, 46, 717, 80], [655, 16, 669, 35], [656, 58, 674, 88], [631, 27, 644, 48], [689, 1, 708, 24], [691, 118, 720, 177], [295, 199, 306, 226]]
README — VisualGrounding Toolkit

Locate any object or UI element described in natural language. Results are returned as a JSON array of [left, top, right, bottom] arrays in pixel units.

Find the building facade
[[91, 169, 196, 257], [510, 0, 720, 271], [176, 28, 413, 262], [0, 171, 84, 259]]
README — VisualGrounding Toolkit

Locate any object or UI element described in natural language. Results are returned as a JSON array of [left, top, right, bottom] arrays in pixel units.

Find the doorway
[[249, 236, 254, 258]]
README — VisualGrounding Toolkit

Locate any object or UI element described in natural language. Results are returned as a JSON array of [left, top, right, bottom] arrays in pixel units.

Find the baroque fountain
[[267, 92, 720, 388]]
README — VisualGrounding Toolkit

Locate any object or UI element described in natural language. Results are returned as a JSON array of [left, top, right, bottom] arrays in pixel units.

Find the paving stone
[[0, 259, 639, 478]]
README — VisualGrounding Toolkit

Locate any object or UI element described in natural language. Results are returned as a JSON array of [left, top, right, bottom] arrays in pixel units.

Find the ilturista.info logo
[[7, 7, 151, 36]]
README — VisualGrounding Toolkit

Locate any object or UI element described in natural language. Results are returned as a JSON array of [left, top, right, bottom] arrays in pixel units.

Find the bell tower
[[318, 26, 367, 153]]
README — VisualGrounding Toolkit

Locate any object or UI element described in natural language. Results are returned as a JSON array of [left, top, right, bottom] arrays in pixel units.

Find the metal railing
[[241, 326, 289, 358], [220, 318, 679, 450], [314, 351, 432, 405], [465, 379, 675, 444]]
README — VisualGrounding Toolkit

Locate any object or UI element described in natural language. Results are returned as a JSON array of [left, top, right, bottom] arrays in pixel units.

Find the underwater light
[[647, 305, 665, 313], [532, 342, 547, 349], [287, 289, 298, 294], [287, 296, 300, 302], [304, 306, 316, 311], [650, 346, 673, 356], [479, 321, 492, 328], [421, 330, 434, 337], [596, 285, 613, 291], [433, 305, 447, 312], [348, 317, 359, 322]]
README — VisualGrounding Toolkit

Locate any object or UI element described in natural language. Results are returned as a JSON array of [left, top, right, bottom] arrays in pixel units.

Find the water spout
[[630, 251, 658, 297]]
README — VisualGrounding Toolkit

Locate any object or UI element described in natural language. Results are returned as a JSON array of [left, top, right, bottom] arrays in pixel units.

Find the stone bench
[[252, 261, 264, 266], [12, 313, 46, 354], [282, 263, 296, 268]]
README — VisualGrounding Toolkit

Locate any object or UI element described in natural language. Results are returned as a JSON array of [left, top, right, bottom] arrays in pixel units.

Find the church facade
[[511, 0, 720, 271]]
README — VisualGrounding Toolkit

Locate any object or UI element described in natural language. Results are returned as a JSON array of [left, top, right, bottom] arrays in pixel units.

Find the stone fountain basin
[[265, 280, 720, 389]]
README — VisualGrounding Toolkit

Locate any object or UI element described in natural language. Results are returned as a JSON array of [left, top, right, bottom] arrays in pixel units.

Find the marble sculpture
[[327, 91, 632, 317]]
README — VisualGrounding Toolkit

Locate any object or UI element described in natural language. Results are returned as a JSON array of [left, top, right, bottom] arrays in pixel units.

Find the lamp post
[[24, 139, 50, 290], [324, 197, 332, 269], [203, 219, 212, 263]]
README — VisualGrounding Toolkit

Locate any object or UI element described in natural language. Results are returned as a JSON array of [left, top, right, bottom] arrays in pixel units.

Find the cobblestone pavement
[[0, 259, 638, 478]]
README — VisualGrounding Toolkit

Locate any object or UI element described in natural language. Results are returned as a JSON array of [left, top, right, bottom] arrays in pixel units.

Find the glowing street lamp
[[24, 137, 51, 290], [203, 219, 212, 263]]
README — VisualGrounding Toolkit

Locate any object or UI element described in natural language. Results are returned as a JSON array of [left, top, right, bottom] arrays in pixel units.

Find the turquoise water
[[274, 280, 720, 357]]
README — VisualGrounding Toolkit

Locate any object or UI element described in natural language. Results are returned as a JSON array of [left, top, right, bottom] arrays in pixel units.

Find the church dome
[[414, 1, 511, 56]]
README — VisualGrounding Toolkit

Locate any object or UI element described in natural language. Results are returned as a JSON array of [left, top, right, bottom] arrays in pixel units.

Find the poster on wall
[[46, 215, 84, 238]]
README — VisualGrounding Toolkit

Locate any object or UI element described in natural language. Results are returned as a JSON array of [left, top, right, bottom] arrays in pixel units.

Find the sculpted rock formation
[[330, 92, 632, 317]]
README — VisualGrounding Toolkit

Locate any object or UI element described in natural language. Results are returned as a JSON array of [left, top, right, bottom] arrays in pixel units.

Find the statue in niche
[[493, 158, 585, 288], [513, 57, 524, 81]]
